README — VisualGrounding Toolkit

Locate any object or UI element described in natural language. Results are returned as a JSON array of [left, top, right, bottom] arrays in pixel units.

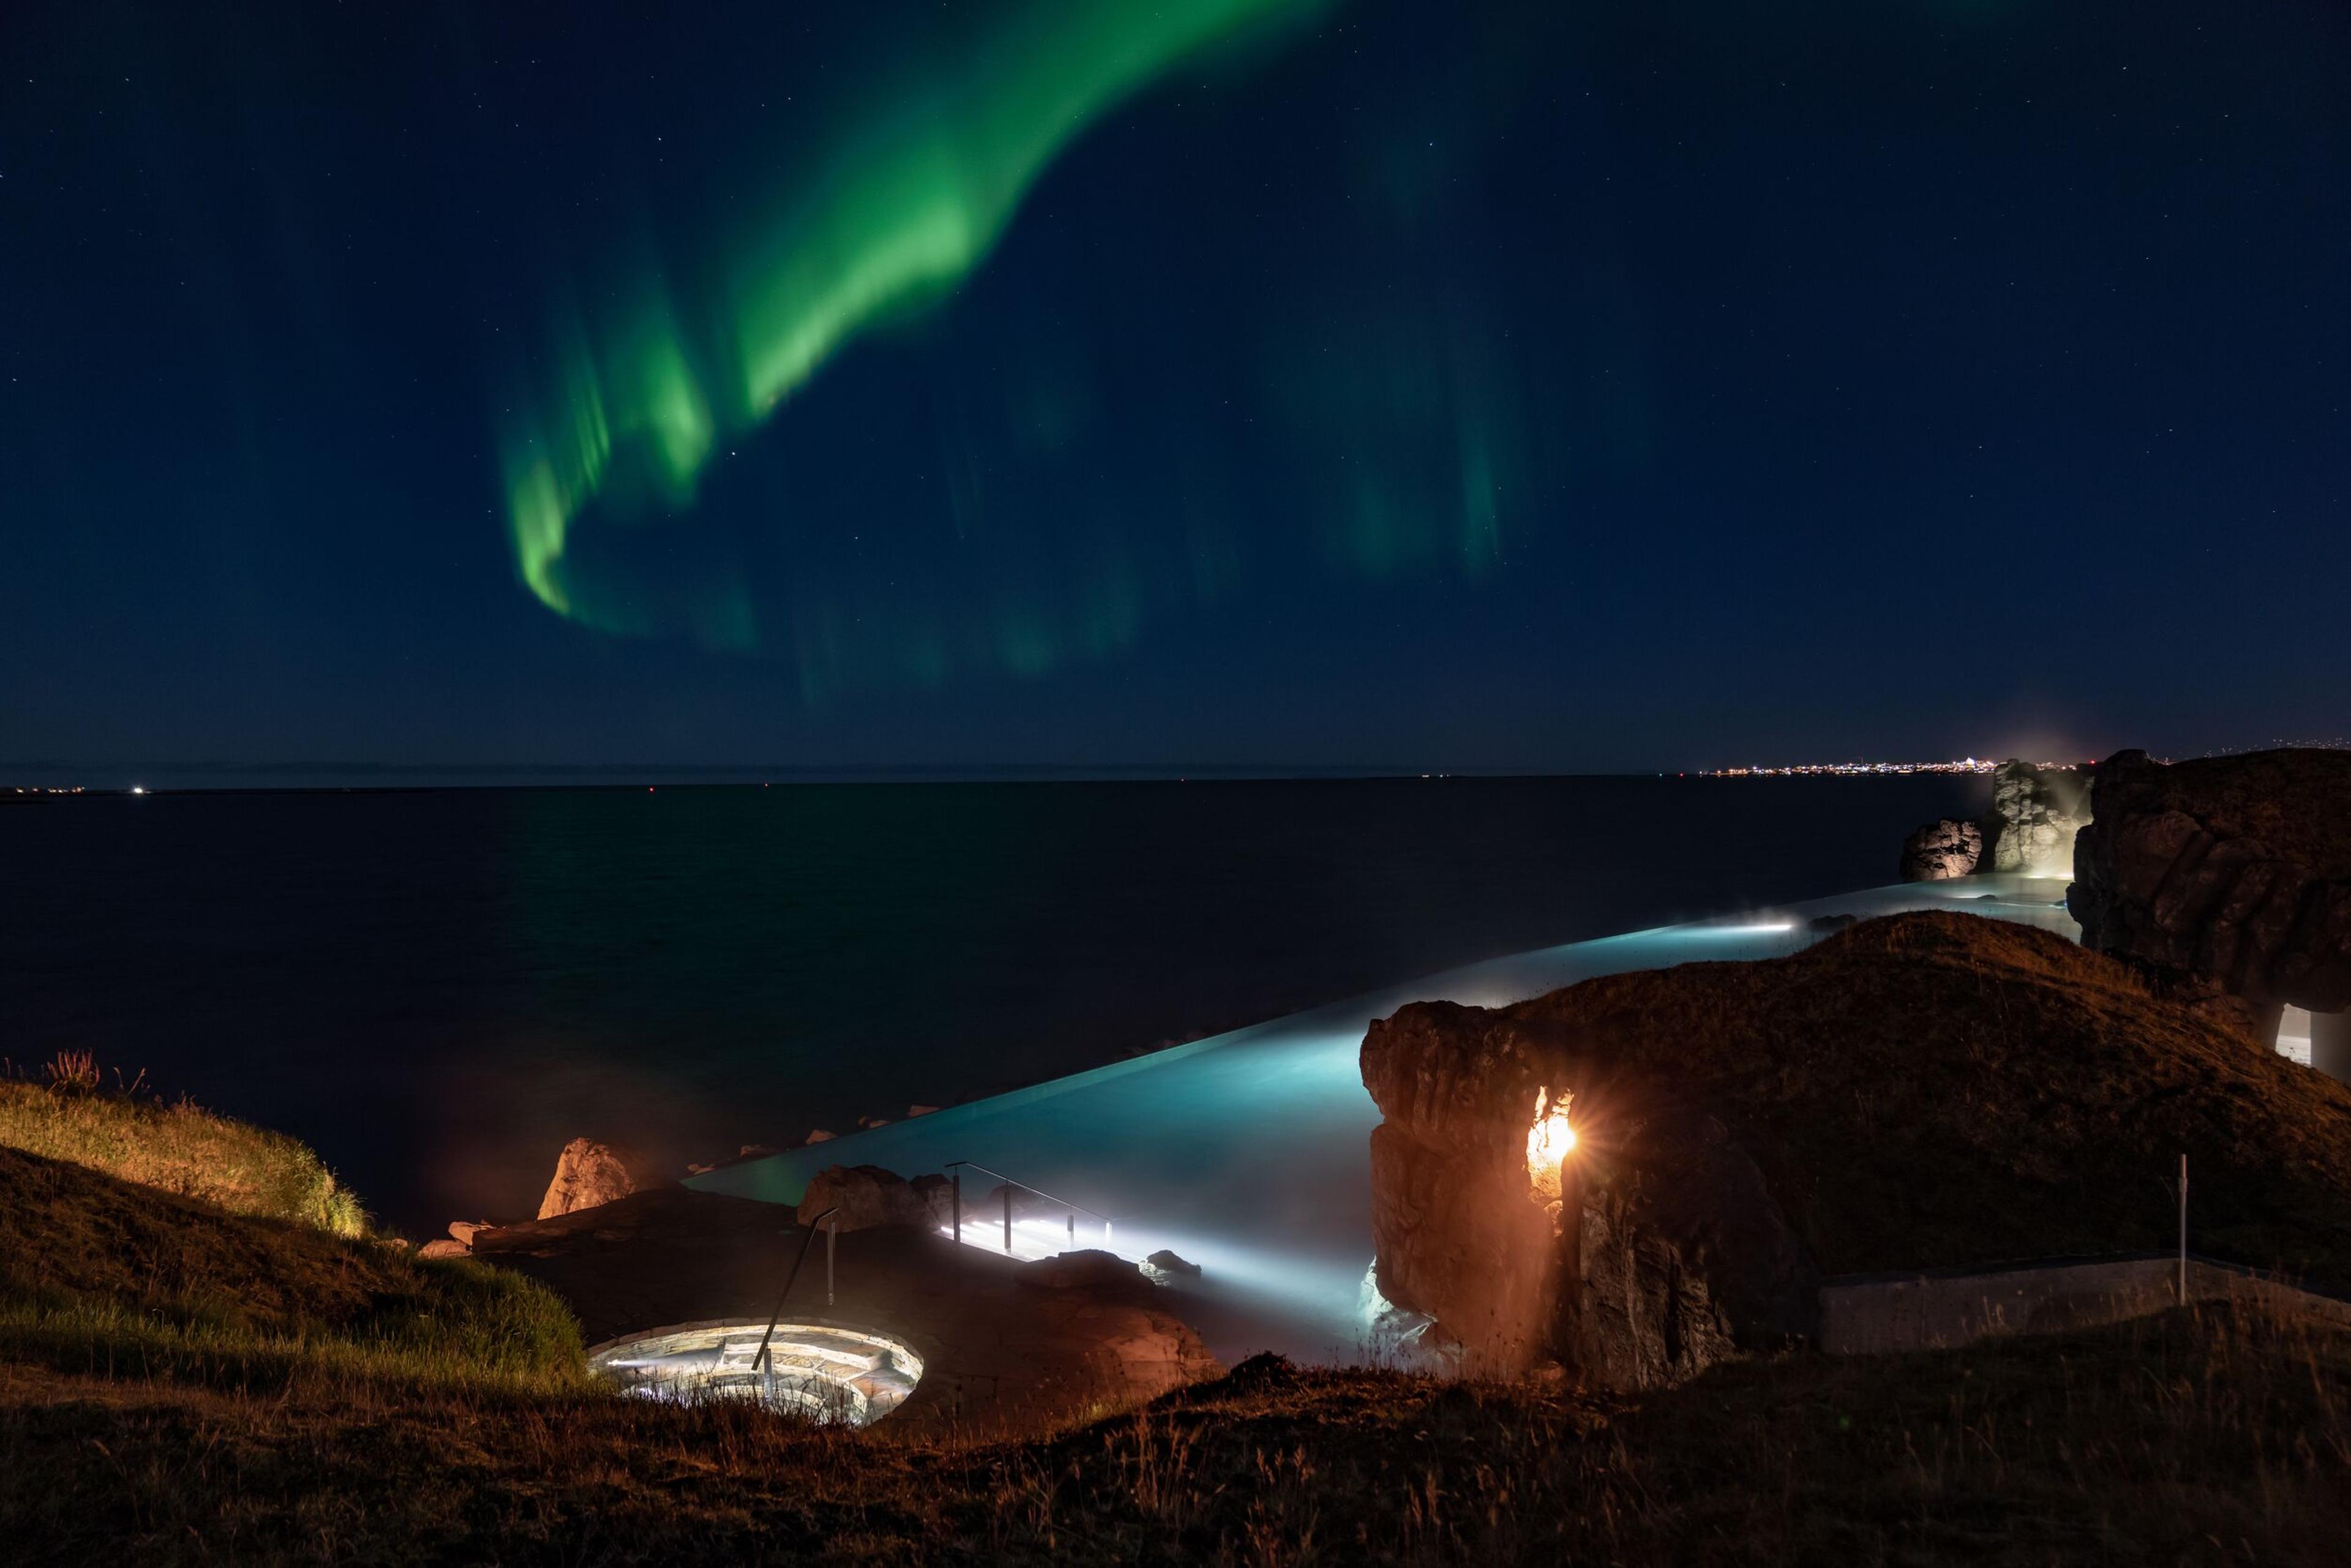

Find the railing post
[[2178, 1153, 2189, 1307], [1002, 1183, 1013, 1254], [952, 1168, 961, 1245], [827, 1216, 837, 1307]]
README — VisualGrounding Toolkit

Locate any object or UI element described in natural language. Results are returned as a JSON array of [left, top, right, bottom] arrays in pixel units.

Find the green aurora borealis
[[501, 0, 1345, 680]]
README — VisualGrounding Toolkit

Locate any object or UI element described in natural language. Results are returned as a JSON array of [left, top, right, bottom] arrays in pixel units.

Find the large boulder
[[1987, 759, 2092, 874], [798, 1165, 937, 1232], [536, 1137, 668, 1220], [1900, 818, 1983, 881], [2069, 748, 2351, 1019]]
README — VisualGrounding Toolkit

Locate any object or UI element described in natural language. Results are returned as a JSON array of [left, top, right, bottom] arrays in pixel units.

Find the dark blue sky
[[3, 0, 2343, 773]]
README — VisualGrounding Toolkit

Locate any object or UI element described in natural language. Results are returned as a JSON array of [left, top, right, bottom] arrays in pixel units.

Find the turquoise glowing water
[[2, 776, 1992, 1230], [694, 873, 2079, 1363]]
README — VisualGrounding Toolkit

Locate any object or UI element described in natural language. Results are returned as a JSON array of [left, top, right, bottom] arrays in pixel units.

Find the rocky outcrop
[[1987, 760, 2091, 874], [1019, 1249, 1141, 1291], [1900, 819, 1983, 881], [798, 1164, 940, 1231], [1362, 1003, 1816, 1386], [1363, 909, 2351, 1384], [2069, 748, 2351, 1019], [537, 1137, 669, 1220]]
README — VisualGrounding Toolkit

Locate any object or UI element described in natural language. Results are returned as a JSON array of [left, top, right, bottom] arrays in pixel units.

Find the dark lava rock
[[2069, 748, 2351, 1016], [1362, 1007, 1815, 1389], [1900, 818, 1983, 881], [798, 1165, 935, 1231], [1020, 1248, 1143, 1291], [1141, 1248, 1202, 1286]]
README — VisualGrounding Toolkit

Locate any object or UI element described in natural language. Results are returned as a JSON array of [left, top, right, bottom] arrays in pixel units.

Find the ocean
[[2, 775, 1986, 1231]]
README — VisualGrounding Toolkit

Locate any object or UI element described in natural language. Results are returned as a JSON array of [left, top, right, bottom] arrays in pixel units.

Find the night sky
[[4, 0, 2344, 774]]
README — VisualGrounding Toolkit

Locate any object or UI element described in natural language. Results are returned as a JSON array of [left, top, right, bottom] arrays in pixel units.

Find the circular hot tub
[[590, 1319, 924, 1426]]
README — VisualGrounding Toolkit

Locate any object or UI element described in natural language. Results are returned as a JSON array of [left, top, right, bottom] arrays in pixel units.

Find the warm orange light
[[1527, 1087, 1575, 1198]]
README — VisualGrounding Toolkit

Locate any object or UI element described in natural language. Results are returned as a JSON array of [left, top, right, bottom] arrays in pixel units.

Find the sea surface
[[2, 775, 1985, 1231]]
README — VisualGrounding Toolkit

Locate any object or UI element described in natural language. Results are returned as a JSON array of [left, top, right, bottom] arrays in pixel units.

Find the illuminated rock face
[[1988, 760, 2092, 874], [1901, 818, 1984, 881], [538, 1137, 669, 1220], [1360, 1003, 1816, 1387], [2070, 749, 2351, 1021]]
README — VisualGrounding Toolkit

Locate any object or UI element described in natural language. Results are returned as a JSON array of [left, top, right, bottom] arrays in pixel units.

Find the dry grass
[[6, 1140, 2346, 1562], [0, 1144, 584, 1392], [4, 1299, 2348, 1564], [0, 1064, 364, 1236]]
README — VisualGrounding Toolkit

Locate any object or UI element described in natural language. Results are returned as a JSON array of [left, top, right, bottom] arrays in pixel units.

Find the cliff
[[1362, 910, 2351, 1384], [2069, 748, 2351, 1016]]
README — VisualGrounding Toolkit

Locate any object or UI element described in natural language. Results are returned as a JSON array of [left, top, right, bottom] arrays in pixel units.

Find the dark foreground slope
[[7, 1297, 2350, 1565]]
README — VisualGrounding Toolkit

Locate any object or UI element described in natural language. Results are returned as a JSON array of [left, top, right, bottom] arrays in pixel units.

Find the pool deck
[[692, 874, 2079, 1365]]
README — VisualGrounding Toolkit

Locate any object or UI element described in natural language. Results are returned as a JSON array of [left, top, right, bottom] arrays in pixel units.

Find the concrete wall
[[1820, 1255, 2351, 1356]]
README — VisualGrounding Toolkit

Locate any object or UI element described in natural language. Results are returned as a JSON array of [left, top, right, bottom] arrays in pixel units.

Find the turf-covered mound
[[1363, 910, 2351, 1377], [0, 1074, 362, 1234], [1561, 910, 2351, 1277], [0, 1142, 582, 1382]]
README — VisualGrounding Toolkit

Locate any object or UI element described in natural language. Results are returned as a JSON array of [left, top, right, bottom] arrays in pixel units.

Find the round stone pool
[[590, 1319, 924, 1425]]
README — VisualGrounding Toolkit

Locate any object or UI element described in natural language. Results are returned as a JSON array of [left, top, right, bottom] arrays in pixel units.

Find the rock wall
[[1360, 1001, 1816, 1387], [1987, 759, 2092, 874], [2069, 748, 2351, 1016]]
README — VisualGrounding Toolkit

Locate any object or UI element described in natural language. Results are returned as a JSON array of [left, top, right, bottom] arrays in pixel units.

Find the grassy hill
[[0, 1057, 364, 1235], [0, 1067, 582, 1397]]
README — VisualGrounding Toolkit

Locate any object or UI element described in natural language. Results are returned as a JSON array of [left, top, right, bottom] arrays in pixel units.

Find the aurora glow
[[501, 0, 1333, 653]]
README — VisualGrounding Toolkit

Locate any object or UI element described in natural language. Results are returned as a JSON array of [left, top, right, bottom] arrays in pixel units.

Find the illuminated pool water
[[591, 1319, 923, 1424], [692, 875, 2078, 1364]]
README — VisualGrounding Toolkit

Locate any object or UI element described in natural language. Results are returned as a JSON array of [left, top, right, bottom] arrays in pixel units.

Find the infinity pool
[[692, 876, 2078, 1364]]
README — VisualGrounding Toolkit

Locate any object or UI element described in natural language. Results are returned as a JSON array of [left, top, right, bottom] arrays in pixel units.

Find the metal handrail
[[942, 1161, 1112, 1224], [943, 1160, 1114, 1254], [752, 1204, 838, 1381]]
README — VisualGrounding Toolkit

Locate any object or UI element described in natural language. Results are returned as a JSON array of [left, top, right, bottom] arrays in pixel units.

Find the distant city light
[[1697, 758, 2085, 778]]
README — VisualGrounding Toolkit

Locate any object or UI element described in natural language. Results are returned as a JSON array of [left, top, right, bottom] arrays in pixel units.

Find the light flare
[[1527, 1086, 1575, 1200]]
